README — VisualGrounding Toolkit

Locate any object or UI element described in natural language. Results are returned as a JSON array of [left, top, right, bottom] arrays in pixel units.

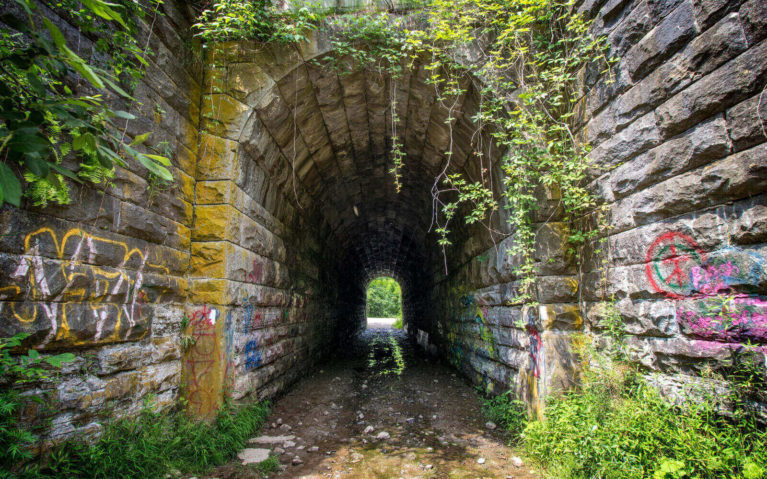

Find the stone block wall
[[423, 0, 767, 415], [579, 0, 767, 401], [2, 0, 767, 445], [0, 1, 202, 441]]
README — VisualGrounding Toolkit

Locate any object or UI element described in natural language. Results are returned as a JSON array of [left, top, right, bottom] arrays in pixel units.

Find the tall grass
[[9, 401, 270, 479], [521, 360, 767, 479]]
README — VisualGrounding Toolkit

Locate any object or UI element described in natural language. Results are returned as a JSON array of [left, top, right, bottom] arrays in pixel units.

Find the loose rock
[[237, 448, 270, 465]]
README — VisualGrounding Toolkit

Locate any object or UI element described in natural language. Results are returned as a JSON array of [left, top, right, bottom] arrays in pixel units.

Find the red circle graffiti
[[645, 232, 705, 299]]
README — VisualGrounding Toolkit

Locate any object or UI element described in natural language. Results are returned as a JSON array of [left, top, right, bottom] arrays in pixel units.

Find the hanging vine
[[193, 0, 615, 302]]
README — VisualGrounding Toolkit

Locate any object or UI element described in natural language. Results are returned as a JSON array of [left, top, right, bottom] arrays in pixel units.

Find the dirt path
[[209, 328, 539, 479]]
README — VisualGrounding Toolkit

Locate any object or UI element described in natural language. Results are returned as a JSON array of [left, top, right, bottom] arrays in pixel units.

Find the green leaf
[[24, 153, 50, 178], [135, 154, 173, 181], [42, 18, 67, 50], [143, 153, 172, 167], [130, 132, 151, 146], [64, 46, 106, 89], [73, 132, 97, 154], [112, 110, 137, 120], [102, 76, 133, 99], [9, 128, 49, 154], [11, 0, 34, 16], [50, 162, 83, 183], [81, 0, 128, 29], [132, 51, 149, 67], [44, 353, 75, 368]]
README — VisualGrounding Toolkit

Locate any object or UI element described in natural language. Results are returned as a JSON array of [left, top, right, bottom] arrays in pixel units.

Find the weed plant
[[8, 401, 270, 479], [479, 389, 528, 440], [521, 359, 767, 479], [250, 454, 279, 475]]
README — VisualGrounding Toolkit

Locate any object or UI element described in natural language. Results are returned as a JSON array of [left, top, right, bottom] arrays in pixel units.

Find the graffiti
[[244, 339, 262, 370], [241, 296, 262, 371], [184, 305, 220, 417], [0, 227, 169, 348], [223, 310, 236, 394], [247, 258, 264, 284], [526, 324, 543, 378], [645, 232, 706, 299], [645, 233, 767, 344], [679, 295, 767, 343]]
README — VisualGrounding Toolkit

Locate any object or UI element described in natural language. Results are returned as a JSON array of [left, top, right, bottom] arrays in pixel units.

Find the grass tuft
[[10, 400, 270, 479]]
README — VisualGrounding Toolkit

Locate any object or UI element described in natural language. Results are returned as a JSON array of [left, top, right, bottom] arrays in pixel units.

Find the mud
[[207, 327, 539, 479]]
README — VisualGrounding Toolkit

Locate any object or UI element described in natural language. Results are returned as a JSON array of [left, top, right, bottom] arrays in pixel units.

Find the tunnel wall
[[423, 0, 767, 416], [0, 1, 202, 441]]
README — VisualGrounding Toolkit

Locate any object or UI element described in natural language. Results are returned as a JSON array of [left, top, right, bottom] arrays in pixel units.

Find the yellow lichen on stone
[[196, 133, 238, 180], [196, 180, 233, 205], [200, 93, 249, 139], [190, 242, 228, 279], [193, 204, 231, 242]]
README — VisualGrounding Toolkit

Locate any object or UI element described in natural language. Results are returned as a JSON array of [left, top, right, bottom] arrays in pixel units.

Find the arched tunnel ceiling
[[226, 43, 505, 290]]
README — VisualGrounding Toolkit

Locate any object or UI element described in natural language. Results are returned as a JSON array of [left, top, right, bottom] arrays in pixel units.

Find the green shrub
[[10, 400, 270, 479], [392, 318, 403, 329], [522, 360, 767, 479], [480, 389, 528, 439], [1, 333, 75, 475]]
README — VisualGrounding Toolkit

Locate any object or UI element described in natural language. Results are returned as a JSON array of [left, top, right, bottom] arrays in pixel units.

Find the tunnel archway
[[186, 35, 525, 416]]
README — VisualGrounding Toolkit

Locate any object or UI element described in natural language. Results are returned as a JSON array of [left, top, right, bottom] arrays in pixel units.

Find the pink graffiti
[[679, 295, 767, 343], [526, 324, 543, 378], [690, 261, 740, 296], [247, 259, 264, 284]]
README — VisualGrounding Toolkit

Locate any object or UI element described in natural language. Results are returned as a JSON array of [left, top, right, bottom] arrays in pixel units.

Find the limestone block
[[625, 0, 698, 81], [610, 144, 767, 231], [201, 93, 251, 141], [96, 337, 181, 376], [536, 277, 579, 304], [608, 115, 732, 200], [588, 111, 661, 169], [740, 0, 767, 44], [691, 0, 742, 29], [731, 200, 767, 245], [725, 93, 767, 151], [656, 39, 767, 137]]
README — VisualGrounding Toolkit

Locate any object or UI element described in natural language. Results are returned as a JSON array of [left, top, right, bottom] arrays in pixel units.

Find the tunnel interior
[[201, 41, 507, 342]]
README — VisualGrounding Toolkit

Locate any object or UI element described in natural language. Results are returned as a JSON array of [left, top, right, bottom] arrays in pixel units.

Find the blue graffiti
[[244, 339, 261, 370]]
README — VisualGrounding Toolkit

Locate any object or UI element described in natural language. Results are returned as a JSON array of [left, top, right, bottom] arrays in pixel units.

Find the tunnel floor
[[205, 329, 539, 478]]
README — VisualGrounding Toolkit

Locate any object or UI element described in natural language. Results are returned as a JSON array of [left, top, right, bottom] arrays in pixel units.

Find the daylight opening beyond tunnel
[[366, 276, 403, 330]]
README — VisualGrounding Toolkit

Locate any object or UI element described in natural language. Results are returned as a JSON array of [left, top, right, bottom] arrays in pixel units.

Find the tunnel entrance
[[365, 276, 402, 330]]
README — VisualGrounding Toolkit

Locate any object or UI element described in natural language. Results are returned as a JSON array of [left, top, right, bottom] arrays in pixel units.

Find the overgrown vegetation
[[479, 389, 527, 439], [523, 350, 767, 479], [476, 341, 767, 479], [366, 276, 402, 318], [0, 333, 75, 474], [0, 0, 173, 208], [7, 399, 270, 479]]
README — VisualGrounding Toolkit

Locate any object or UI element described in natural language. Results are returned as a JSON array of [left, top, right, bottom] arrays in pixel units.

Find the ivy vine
[[0, 0, 172, 208], [194, 0, 614, 304]]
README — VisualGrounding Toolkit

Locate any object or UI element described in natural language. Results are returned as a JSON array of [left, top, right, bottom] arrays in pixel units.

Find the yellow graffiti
[[1, 227, 170, 348]]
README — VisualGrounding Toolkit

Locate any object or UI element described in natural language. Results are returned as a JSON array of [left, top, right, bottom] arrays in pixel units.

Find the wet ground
[[207, 327, 539, 479]]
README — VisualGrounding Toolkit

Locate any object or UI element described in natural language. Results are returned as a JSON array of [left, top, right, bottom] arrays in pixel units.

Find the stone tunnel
[[1, 0, 767, 441]]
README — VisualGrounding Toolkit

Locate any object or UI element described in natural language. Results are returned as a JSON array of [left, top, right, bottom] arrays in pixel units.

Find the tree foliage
[[366, 276, 402, 318]]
